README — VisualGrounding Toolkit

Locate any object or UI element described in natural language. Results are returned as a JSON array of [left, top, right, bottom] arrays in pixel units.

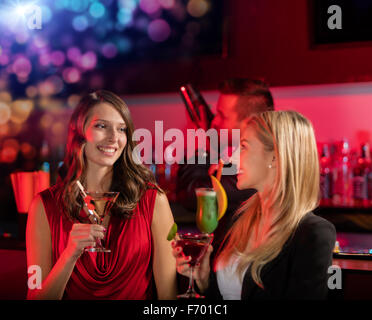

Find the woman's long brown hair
[[56, 90, 161, 221]]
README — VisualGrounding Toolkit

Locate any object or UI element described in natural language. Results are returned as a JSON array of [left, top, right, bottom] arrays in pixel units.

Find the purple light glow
[[62, 67, 81, 83], [0, 53, 9, 66], [39, 53, 51, 67], [159, 0, 175, 9], [33, 36, 48, 49], [67, 47, 82, 63], [101, 43, 118, 59], [140, 0, 161, 15], [51, 51, 66, 66], [12, 56, 32, 77], [148, 19, 171, 42], [80, 51, 97, 69]]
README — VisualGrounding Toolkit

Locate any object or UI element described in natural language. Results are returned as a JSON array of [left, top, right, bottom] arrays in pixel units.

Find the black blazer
[[205, 212, 337, 300]]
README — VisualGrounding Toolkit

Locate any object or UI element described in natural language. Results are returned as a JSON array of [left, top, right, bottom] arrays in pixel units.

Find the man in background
[[176, 78, 275, 248]]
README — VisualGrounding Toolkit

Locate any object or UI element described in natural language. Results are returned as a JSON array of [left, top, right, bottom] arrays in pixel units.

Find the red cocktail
[[176, 232, 213, 298]]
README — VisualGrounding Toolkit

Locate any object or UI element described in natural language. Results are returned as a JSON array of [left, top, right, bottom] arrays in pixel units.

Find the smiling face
[[83, 102, 127, 170], [236, 125, 275, 193]]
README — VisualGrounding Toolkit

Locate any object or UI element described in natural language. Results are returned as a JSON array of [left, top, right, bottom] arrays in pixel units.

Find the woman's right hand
[[65, 224, 106, 260], [171, 240, 213, 293]]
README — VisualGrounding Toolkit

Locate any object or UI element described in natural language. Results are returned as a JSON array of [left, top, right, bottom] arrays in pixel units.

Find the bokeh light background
[[0, 0, 223, 223]]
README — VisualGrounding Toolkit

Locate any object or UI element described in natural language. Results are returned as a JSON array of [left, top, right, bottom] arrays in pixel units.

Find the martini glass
[[82, 191, 119, 253], [176, 232, 214, 299]]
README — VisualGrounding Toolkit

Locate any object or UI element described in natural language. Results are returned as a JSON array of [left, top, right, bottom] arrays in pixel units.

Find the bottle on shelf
[[352, 143, 371, 208], [320, 143, 333, 206], [332, 140, 353, 207], [179, 84, 214, 130]]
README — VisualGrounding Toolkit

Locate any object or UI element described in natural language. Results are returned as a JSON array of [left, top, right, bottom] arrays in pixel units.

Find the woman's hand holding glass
[[171, 240, 213, 293], [65, 224, 106, 259]]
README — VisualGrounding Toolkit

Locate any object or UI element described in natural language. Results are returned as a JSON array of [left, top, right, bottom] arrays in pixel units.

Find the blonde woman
[[173, 110, 336, 299]]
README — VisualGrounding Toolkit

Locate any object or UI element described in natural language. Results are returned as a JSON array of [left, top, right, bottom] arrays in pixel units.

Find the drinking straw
[[216, 159, 224, 181], [76, 180, 100, 222]]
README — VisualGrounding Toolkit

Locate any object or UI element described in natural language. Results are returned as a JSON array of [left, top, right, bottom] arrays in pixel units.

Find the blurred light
[[10, 100, 34, 124], [116, 37, 132, 53], [55, 0, 70, 10], [17, 75, 29, 84], [168, 1, 187, 21], [3, 139, 20, 153], [0, 146, 18, 163], [0, 78, 7, 90], [69, 0, 90, 13], [0, 91, 12, 103], [0, 52, 9, 66], [101, 43, 118, 58], [67, 47, 82, 62], [15, 32, 29, 44], [40, 114, 54, 129], [148, 19, 171, 42], [51, 51, 66, 66], [102, 0, 115, 5], [26, 86, 38, 98], [38, 97, 52, 110], [0, 102, 11, 125], [89, 2, 106, 18], [117, 8, 133, 26], [80, 51, 97, 69], [140, 0, 161, 15], [67, 94, 81, 108], [50, 75, 64, 94], [15, 5, 27, 17], [62, 67, 81, 83], [38, 81, 54, 96], [72, 15, 89, 32], [187, 0, 210, 18], [12, 56, 32, 77], [41, 5, 53, 23], [51, 122, 65, 136], [1, 139, 20, 163], [119, 0, 138, 11], [20, 142, 37, 160], [33, 36, 48, 48], [9, 123, 23, 136], [39, 98, 64, 111], [39, 53, 51, 67], [0, 124, 10, 136], [159, 0, 175, 9]]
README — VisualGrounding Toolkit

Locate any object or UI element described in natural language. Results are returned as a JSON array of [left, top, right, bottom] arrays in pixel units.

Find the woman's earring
[[268, 164, 272, 169]]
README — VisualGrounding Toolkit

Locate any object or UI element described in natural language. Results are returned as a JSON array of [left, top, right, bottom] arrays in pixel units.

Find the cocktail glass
[[195, 188, 218, 234], [176, 232, 213, 299], [82, 191, 119, 253]]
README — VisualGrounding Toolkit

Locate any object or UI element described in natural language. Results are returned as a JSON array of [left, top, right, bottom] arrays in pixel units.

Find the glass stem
[[186, 267, 195, 294]]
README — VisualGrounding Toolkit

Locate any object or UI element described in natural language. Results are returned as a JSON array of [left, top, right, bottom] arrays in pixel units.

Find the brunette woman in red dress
[[26, 90, 177, 299]]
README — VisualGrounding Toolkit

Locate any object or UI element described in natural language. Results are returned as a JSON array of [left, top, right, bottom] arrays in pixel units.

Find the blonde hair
[[215, 110, 320, 288]]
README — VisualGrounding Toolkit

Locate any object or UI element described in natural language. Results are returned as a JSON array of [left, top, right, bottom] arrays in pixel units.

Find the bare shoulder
[[27, 193, 50, 240], [154, 190, 169, 207], [28, 193, 47, 222], [152, 190, 174, 227]]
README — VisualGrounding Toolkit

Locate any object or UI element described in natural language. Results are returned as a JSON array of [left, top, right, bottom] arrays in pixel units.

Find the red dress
[[40, 184, 158, 300]]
